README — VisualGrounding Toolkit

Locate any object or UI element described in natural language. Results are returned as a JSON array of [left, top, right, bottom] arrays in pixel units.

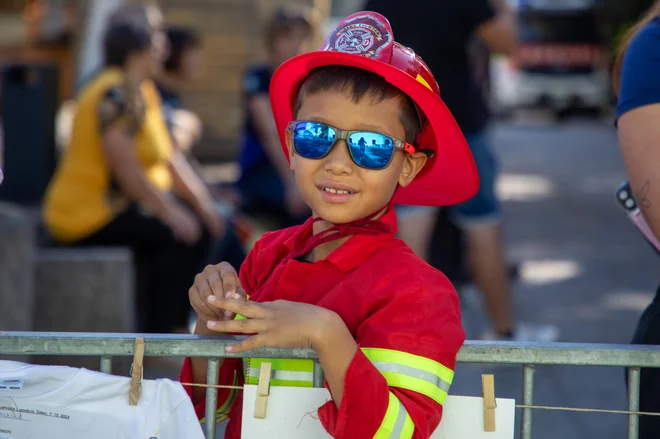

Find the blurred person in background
[[156, 24, 247, 274], [614, 1, 660, 435], [155, 26, 204, 155], [42, 3, 224, 335], [235, 6, 315, 227], [365, 0, 558, 342]]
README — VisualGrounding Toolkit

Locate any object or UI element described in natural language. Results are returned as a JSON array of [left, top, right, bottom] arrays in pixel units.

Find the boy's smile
[[288, 89, 427, 225], [317, 180, 359, 203]]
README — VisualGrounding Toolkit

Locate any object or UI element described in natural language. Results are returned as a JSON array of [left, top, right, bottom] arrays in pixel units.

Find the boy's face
[[288, 89, 428, 224]]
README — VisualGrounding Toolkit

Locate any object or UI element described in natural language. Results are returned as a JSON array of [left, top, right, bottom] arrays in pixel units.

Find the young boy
[[181, 11, 479, 439]]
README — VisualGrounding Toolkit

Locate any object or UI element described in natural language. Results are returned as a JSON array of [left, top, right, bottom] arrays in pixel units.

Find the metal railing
[[2, 331, 659, 439]]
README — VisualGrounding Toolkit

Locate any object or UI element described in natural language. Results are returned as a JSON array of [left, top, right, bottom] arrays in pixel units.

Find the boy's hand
[[204, 297, 339, 353], [189, 262, 247, 326]]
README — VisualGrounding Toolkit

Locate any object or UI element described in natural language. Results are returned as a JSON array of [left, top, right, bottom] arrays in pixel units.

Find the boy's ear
[[398, 152, 428, 188], [286, 129, 295, 170]]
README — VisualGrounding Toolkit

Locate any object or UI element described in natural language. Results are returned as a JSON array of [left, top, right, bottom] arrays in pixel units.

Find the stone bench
[[0, 203, 35, 363], [0, 203, 35, 334], [29, 247, 135, 373], [33, 247, 135, 332], [0, 202, 135, 373]]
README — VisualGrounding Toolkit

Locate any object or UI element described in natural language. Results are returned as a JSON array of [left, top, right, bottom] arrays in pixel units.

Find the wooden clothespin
[[482, 374, 496, 432], [254, 362, 272, 419], [129, 338, 145, 406]]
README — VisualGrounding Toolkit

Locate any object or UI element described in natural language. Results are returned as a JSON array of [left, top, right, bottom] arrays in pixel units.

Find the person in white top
[[0, 361, 204, 439]]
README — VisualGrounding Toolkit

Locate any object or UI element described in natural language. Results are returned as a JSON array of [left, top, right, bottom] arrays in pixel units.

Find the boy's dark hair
[[294, 66, 422, 144], [265, 6, 314, 51], [164, 26, 202, 73], [103, 18, 153, 68]]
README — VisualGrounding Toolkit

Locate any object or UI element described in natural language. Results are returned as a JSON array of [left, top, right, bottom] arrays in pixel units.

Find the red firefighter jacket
[[180, 206, 465, 438]]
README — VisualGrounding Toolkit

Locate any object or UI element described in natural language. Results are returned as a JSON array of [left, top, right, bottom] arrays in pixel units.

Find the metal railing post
[[313, 361, 325, 388], [521, 364, 535, 439], [205, 358, 220, 439], [628, 367, 641, 439], [100, 356, 113, 374]]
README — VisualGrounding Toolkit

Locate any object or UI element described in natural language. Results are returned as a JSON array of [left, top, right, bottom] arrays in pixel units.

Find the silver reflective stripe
[[249, 368, 314, 382], [372, 361, 451, 393], [389, 398, 409, 439]]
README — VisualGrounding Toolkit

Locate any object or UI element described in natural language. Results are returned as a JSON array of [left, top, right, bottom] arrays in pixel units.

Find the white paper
[[0, 401, 121, 438], [241, 385, 515, 439]]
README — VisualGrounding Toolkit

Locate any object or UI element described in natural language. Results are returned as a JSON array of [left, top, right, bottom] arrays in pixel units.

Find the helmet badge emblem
[[325, 13, 393, 60]]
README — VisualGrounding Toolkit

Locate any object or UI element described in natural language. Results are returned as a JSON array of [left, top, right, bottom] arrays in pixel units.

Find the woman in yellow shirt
[[44, 4, 223, 334]]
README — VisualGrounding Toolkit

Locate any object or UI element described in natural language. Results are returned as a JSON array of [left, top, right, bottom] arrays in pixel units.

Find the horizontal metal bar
[[455, 341, 660, 367], [0, 332, 313, 359], [2, 332, 660, 368]]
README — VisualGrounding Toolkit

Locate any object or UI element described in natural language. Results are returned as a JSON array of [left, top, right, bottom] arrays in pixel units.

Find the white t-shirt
[[0, 361, 204, 439]]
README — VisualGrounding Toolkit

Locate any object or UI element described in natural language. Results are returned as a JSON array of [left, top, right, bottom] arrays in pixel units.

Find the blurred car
[[491, 0, 612, 118]]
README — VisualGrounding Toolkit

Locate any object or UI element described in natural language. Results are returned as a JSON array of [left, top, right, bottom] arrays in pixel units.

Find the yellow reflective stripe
[[362, 348, 454, 382], [249, 358, 314, 372], [246, 371, 314, 385], [246, 377, 314, 387], [233, 303, 316, 388], [245, 364, 315, 385], [379, 371, 447, 405], [401, 411, 415, 439], [373, 393, 399, 439], [373, 392, 415, 439], [362, 348, 454, 405], [245, 358, 315, 387]]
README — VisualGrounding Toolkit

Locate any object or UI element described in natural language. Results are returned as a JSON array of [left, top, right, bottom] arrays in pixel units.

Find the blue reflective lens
[[347, 132, 395, 169], [292, 122, 336, 159]]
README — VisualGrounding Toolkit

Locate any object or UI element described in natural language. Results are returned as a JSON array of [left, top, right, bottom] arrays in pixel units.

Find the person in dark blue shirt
[[615, 4, 660, 437], [236, 6, 316, 227], [239, 66, 272, 171]]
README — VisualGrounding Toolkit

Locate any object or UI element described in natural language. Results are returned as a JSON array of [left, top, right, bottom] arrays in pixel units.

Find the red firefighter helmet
[[270, 11, 479, 206]]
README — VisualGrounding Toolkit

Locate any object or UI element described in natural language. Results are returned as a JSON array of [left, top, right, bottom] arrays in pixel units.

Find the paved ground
[[453, 116, 658, 439]]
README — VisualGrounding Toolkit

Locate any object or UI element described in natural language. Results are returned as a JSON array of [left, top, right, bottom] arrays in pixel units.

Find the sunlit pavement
[[455, 116, 656, 438]]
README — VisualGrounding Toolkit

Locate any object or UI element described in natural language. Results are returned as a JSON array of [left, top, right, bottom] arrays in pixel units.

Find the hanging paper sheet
[[241, 385, 515, 438]]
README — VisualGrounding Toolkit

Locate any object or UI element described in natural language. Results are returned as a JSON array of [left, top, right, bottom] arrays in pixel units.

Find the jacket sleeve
[[317, 272, 465, 439]]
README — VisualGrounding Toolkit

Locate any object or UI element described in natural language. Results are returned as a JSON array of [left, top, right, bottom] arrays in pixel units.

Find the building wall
[[160, 0, 331, 162]]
